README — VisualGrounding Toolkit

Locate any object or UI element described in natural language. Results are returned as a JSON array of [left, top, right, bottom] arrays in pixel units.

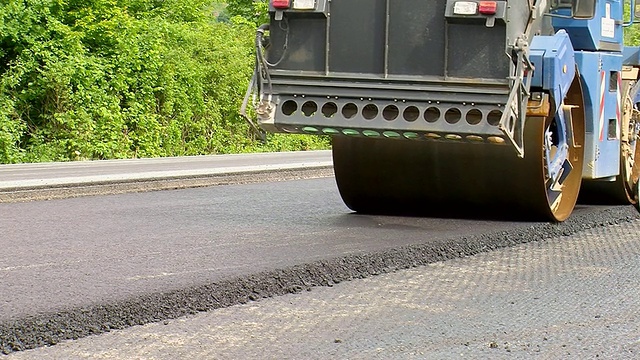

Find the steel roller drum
[[333, 81, 586, 222]]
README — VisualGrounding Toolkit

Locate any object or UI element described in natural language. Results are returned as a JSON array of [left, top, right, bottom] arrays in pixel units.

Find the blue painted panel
[[529, 49, 545, 88], [530, 31, 576, 112], [575, 51, 622, 179], [552, 0, 623, 52]]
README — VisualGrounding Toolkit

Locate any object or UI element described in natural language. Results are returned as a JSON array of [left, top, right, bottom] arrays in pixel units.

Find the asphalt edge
[[1, 206, 638, 355]]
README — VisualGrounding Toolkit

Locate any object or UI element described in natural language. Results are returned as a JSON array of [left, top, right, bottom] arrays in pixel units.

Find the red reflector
[[272, 0, 290, 9], [478, 1, 497, 15]]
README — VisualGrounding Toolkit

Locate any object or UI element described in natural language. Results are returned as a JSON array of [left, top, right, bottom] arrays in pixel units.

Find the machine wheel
[[332, 78, 585, 221], [621, 87, 640, 207], [635, 178, 640, 213]]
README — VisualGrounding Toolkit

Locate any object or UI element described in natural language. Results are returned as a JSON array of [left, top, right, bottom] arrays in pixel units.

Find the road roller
[[244, 0, 640, 221]]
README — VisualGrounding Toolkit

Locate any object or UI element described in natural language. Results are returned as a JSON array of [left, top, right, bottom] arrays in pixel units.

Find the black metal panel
[[270, 16, 326, 72], [328, 0, 386, 74], [268, 1, 510, 80], [388, 0, 447, 76], [446, 24, 508, 79]]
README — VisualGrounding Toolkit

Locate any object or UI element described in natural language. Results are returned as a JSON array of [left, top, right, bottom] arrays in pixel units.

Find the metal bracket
[[500, 39, 534, 158], [562, 104, 579, 149], [239, 70, 268, 142]]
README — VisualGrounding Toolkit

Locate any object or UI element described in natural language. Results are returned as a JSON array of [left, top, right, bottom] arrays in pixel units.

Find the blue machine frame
[[576, 51, 623, 179], [532, 0, 640, 182]]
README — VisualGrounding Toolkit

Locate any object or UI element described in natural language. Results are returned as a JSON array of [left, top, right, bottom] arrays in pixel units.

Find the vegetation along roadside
[[0, 0, 329, 164], [2, 1, 639, 164]]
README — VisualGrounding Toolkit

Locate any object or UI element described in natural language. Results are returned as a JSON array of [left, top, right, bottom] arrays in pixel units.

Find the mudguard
[[529, 30, 577, 113]]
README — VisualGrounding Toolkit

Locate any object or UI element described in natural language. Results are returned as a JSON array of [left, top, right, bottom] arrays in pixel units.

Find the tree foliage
[[224, 0, 268, 25], [624, 2, 640, 46], [0, 0, 327, 163]]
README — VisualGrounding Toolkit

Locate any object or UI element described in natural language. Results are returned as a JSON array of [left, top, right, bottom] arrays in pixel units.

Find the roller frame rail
[[244, 0, 640, 221]]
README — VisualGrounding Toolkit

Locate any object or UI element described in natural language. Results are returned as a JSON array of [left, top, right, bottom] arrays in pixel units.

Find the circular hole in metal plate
[[445, 108, 462, 124], [508, 115, 515, 130], [322, 102, 338, 118], [362, 104, 379, 120], [487, 110, 503, 126], [322, 128, 340, 135], [302, 101, 318, 117], [342, 129, 359, 136], [403, 132, 419, 139], [282, 100, 297, 116], [466, 109, 483, 125], [383, 105, 399, 121], [403, 106, 420, 122], [426, 132, 441, 139], [424, 107, 440, 123], [342, 103, 358, 119]]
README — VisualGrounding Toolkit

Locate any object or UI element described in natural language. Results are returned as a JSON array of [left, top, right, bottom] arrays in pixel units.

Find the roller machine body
[[248, 0, 640, 220]]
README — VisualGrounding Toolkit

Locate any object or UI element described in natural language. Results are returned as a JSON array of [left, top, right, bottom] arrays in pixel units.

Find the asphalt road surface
[[0, 151, 332, 202], [6, 219, 640, 359], [0, 151, 332, 190], [1, 153, 639, 357]]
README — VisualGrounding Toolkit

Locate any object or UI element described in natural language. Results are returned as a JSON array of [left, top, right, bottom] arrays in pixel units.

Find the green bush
[[624, 3, 640, 45], [0, 0, 328, 163], [224, 0, 268, 25]]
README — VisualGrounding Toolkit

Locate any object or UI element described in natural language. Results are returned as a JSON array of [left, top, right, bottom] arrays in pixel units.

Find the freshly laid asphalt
[[0, 151, 638, 355], [7, 220, 640, 359]]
